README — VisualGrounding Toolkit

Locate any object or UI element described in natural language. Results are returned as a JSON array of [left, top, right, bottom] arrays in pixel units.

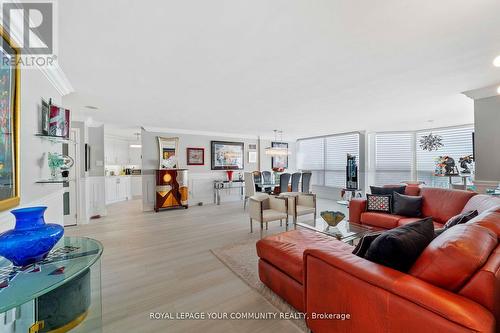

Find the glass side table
[[0, 237, 103, 333]]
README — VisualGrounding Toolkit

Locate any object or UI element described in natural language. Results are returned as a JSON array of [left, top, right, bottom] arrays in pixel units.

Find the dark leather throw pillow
[[393, 192, 423, 217], [352, 231, 383, 258], [370, 185, 406, 196], [364, 218, 435, 272], [444, 210, 478, 229]]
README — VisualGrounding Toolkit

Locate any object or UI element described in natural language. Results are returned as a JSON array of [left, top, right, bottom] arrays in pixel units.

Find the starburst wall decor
[[419, 133, 444, 151]]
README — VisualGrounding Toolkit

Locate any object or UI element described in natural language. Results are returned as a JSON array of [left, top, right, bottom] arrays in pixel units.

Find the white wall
[[0, 69, 64, 232], [140, 129, 296, 210], [474, 95, 500, 183]]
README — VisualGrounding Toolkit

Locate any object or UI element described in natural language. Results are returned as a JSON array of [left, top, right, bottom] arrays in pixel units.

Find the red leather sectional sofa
[[256, 188, 500, 333]]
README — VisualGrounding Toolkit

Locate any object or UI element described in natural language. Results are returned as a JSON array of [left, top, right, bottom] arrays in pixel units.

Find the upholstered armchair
[[248, 194, 288, 238], [280, 193, 317, 225]]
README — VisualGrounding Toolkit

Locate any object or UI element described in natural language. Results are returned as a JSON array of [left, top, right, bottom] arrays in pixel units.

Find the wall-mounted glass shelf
[[35, 178, 72, 184], [35, 134, 75, 144]]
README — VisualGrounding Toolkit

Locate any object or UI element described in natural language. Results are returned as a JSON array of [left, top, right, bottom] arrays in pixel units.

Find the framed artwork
[[211, 141, 244, 170], [158, 136, 179, 169], [47, 104, 70, 138], [248, 151, 257, 163], [271, 142, 288, 169], [0, 29, 20, 211], [187, 147, 204, 165]]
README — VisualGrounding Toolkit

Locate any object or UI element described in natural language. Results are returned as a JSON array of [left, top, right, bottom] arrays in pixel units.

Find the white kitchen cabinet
[[105, 176, 132, 205]]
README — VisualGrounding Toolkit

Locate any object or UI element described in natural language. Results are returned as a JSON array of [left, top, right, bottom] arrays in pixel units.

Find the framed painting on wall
[[187, 148, 204, 165], [211, 141, 244, 170], [248, 151, 257, 163], [0, 29, 20, 211], [271, 142, 288, 169]]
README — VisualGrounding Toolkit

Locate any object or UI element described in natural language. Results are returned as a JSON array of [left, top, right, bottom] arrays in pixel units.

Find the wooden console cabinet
[[155, 169, 189, 212]]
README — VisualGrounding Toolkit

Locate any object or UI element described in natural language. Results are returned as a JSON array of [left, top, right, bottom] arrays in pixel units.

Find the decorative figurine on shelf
[[226, 170, 234, 182], [48, 153, 74, 179], [435, 156, 458, 175], [0, 206, 64, 266], [459, 155, 474, 174]]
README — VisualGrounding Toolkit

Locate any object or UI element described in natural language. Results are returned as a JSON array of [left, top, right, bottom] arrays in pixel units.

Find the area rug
[[210, 238, 308, 332]]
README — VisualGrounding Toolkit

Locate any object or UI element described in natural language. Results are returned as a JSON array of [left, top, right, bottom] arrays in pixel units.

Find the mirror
[[158, 137, 179, 169]]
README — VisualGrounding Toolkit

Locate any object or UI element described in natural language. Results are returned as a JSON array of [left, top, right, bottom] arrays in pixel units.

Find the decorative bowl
[[320, 211, 345, 227]]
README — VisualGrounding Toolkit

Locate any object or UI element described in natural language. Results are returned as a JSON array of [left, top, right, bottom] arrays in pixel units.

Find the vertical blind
[[297, 133, 360, 188], [374, 133, 413, 185]]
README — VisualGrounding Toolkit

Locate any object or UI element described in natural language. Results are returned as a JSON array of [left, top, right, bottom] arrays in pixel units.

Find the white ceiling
[[59, 0, 500, 139]]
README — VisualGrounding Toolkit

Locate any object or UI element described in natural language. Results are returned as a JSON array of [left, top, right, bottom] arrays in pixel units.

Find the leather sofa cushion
[[420, 188, 476, 224], [467, 211, 500, 238], [410, 224, 497, 291], [461, 194, 500, 214], [361, 212, 404, 229], [398, 218, 443, 229], [256, 229, 352, 283]]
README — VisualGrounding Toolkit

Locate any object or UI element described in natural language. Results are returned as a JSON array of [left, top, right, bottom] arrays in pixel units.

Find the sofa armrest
[[348, 198, 366, 223], [304, 248, 494, 333]]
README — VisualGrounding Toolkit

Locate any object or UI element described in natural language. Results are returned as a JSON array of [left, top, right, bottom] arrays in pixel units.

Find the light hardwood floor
[[65, 198, 339, 332]]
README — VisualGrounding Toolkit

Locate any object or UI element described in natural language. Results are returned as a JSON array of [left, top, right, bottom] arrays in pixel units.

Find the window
[[325, 133, 360, 187], [416, 126, 474, 187], [374, 133, 413, 185], [297, 133, 360, 188]]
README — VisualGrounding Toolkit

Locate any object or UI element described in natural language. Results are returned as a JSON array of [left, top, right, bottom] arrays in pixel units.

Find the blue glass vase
[[0, 206, 64, 266]]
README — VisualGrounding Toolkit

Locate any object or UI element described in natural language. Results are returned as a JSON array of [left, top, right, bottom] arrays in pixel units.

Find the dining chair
[[244, 172, 255, 209], [276, 173, 291, 195], [253, 171, 262, 192], [301, 172, 312, 193], [261, 171, 273, 193], [291, 172, 301, 192]]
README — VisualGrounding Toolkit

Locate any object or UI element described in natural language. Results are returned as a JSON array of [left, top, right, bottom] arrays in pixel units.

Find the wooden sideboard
[[155, 169, 189, 212]]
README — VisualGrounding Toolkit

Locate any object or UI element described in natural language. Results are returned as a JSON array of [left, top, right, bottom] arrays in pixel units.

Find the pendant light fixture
[[265, 130, 290, 156], [129, 133, 142, 148]]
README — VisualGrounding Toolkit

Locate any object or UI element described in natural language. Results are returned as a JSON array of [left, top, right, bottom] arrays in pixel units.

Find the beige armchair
[[280, 192, 317, 226], [248, 194, 288, 238]]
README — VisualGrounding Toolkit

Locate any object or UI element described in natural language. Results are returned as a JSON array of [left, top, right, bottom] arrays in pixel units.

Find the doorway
[[63, 128, 80, 227]]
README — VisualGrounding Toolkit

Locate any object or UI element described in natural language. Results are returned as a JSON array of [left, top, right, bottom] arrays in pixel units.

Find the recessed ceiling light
[[129, 144, 142, 148], [497, 86, 500, 94], [494, 55, 500, 67], [84, 105, 99, 110]]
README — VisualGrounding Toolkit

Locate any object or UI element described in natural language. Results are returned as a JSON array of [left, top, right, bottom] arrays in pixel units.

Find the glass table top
[[0, 236, 103, 313], [297, 218, 379, 243]]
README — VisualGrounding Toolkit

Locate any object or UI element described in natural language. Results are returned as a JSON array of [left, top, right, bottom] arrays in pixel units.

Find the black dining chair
[[291, 172, 301, 192], [253, 171, 262, 192], [301, 172, 312, 193], [261, 171, 273, 193], [278, 173, 291, 194]]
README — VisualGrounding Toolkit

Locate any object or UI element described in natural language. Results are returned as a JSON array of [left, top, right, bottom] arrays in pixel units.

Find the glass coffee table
[[297, 218, 380, 245]]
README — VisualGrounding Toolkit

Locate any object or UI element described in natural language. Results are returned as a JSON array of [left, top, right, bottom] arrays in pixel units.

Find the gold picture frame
[[0, 26, 20, 211]]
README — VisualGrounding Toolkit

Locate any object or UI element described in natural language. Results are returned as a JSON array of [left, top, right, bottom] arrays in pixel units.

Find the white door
[[63, 129, 79, 227]]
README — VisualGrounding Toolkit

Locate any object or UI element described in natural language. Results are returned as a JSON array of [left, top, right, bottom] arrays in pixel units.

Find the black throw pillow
[[393, 192, 423, 217], [364, 218, 435, 272], [366, 194, 391, 213], [443, 210, 478, 229], [370, 185, 406, 196], [352, 231, 383, 258]]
